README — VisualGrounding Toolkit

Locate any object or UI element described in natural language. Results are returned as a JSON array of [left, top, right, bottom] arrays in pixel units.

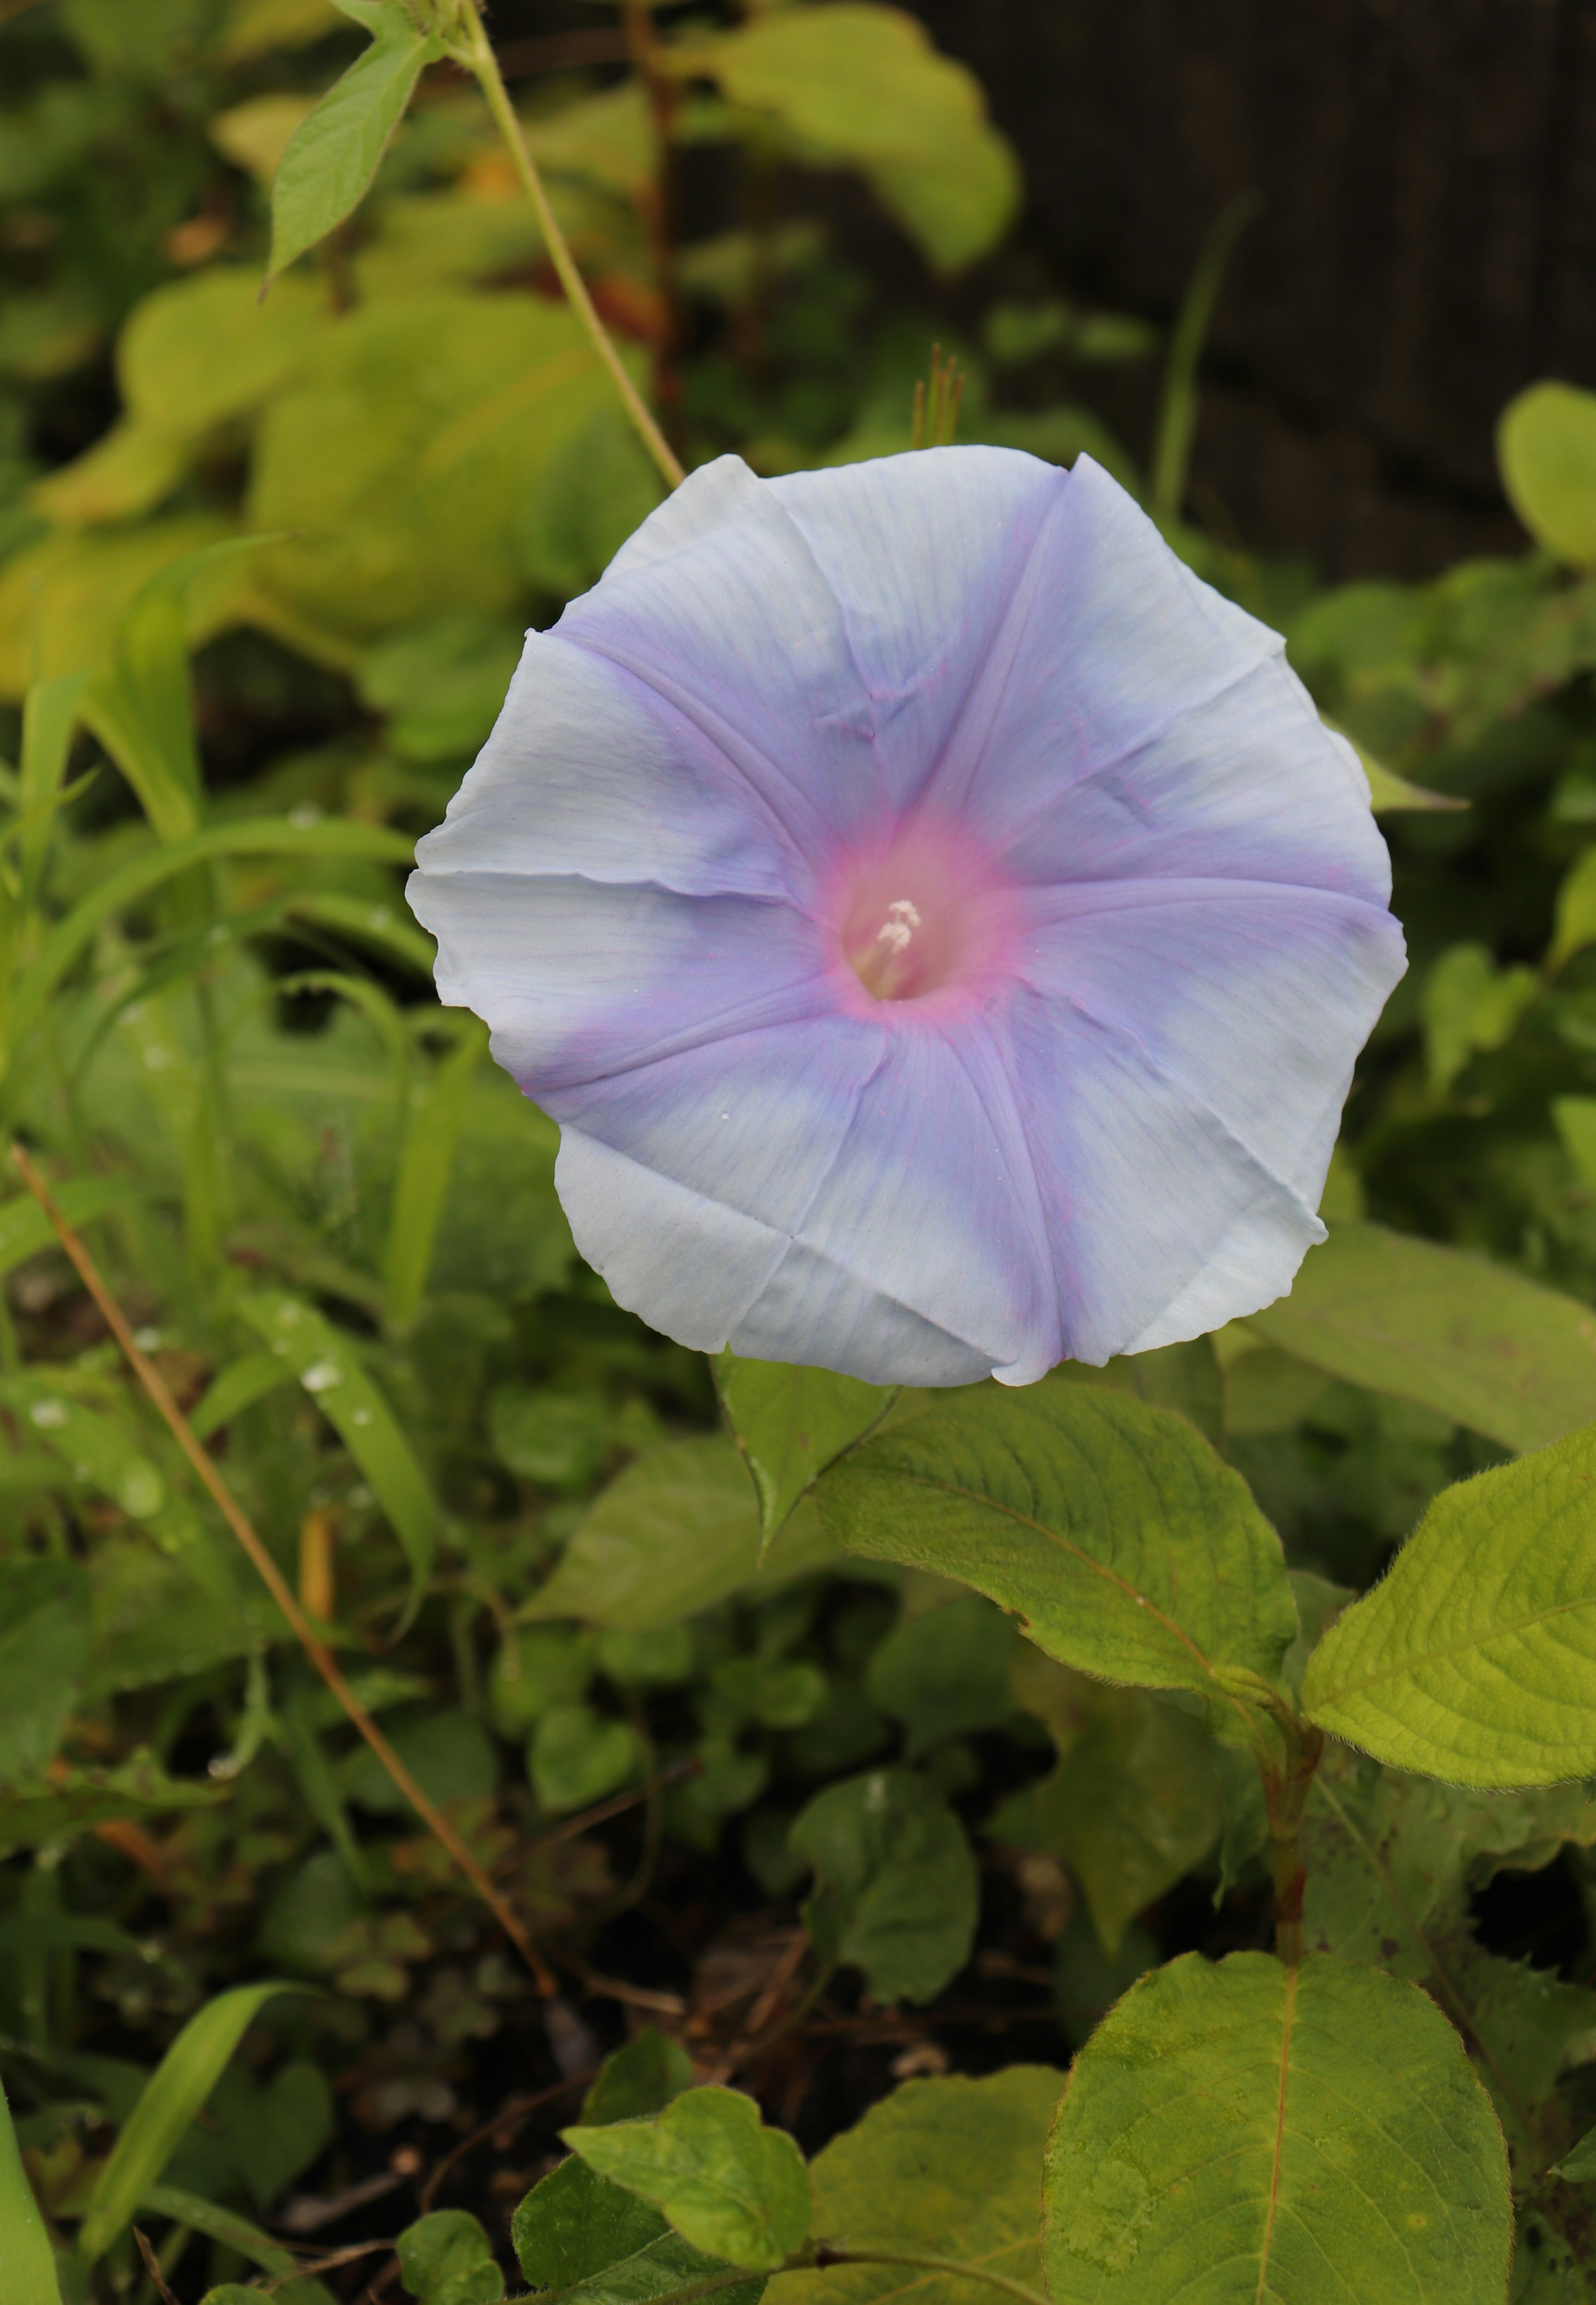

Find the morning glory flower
[[407, 449, 1405, 1387]]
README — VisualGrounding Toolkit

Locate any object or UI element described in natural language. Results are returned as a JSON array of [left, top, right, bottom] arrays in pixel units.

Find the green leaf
[[716, 1354, 899, 1549], [18, 668, 90, 905], [1040, 1952, 1511, 2302], [768, 2068, 1062, 2305], [78, 1982, 302, 2263], [488, 1627, 594, 1734], [563, 2088, 810, 2273], [239, 1288, 436, 1600], [0, 1176, 135, 1279], [338, 1708, 497, 1815], [268, 1, 446, 279], [989, 1684, 1223, 1956], [0, 1750, 229, 1854], [1249, 1221, 1596, 1453], [0, 1376, 167, 1524], [1551, 845, 1596, 970], [864, 1595, 1017, 1756], [358, 613, 524, 763], [397, 2210, 505, 2305], [530, 1704, 638, 1815], [492, 1385, 611, 1495], [691, 5, 1020, 272], [13, 814, 414, 1050], [526, 1437, 842, 1631], [188, 1349, 294, 1441], [512, 2157, 671, 2288], [0, 2071, 59, 2305], [582, 2031, 695, 2130], [1422, 941, 1539, 1091], [384, 1022, 486, 1334], [0, 1559, 89, 1783], [1302, 1421, 1596, 1785], [511, 2159, 764, 2305], [1054, 1337, 1224, 1447], [789, 1766, 978, 2005], [1323, 715, 1465, 815], [1499, 381, 1596, 567], [815, 1379, 1297, 1712], [1301, 1745, 1596, 2184], [1557, 2128, 1596, 2181]]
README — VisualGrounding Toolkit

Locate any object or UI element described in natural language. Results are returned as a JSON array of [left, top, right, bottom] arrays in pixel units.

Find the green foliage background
[[7, 3, 1596, 2302]]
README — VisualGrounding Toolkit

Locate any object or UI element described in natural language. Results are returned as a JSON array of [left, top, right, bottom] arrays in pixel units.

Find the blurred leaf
[[563, 2087, 810, 2272], [1499, 381, 1596, 568], [397, 2210, 505, 2305], [816, 1380, 1296, 1713], [517, 409, 667, 598], [384, 1022, 486, 1333], [1422, 942, 1538, 1091], [1040, 1953, 1510, 2302], [1324, 715, 1466, 815], [790, 1766, 978, 2004], [18, 667, 90, 903], [143, 2183, 335, 2303], [768, 2069, 1060, 2305], [530, 1704, 637, 1815], [865, 1595, 1016, 1756], [690, 5, 1020, 272], [268, 1, 446, 281], [78, 1982, 301, 2263], [1303, 1421, 1596, 1784], [492, 1386, 613, 1495], [1551, 845, 1596, 969], [1250, 1222, 1596, 1454], [204, 2059, 335, 2214], [0, 2073, 59, 2305], [581, 2031, 694, 2129], [715, 1354, 897, 1549], [488, 1626, 594, 1734], [0, 1175, 133, 1280], [0, 515, 243, 700], [188, 1350, 293, 1441], [595, 1626, 694, 1690], [240, 1288, 437, 1600], [249, 293, 612, 640], [1557, 2130, 1596, 2181], [0, 1752, 228, 1855], [339, 1708, 498, 1814], [359, 614, 522, 763], [526, 1437, 842, 1631], [217, 0, 340, 65], [0, 1559, 89, 1784], [991, 1684, 1223, 1956], [529, 82, 654, 202], [211, 93, 317, 185]]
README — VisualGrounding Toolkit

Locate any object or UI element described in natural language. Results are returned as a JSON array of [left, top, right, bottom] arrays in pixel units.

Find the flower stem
[[455, 0, 685, 490]]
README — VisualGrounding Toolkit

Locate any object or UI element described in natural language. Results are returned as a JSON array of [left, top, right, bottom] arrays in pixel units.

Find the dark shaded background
[[915, 0, 1596, 580]]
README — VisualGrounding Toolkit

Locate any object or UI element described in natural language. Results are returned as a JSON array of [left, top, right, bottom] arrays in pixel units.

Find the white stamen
[[874, 896, 921, 953]]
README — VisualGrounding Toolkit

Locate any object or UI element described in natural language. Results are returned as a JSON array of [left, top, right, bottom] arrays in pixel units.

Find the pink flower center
[[830, 815, 1020, 1008]]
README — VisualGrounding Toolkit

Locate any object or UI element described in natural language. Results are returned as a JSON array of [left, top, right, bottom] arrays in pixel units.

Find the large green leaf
[[690, 5, 1019, 272], [788, 1767, 978, 2005], [0, 2072, 59, 2305], [563, 2088, 810, 2273], [715, 1354, 900, 1549], [1249, 1221, 1596, 1452], [78, 1982, 301, 2263], [525, 1437, 841, 1631], [1303, 1422, 1596, 1785], [0, 1559, 89, 1783], [268, 0, 445, 279], [396, 2209, 505, 2305], [1041, 1953, 1511, 2302], [768, 2069, 1061, 2305], [815, 1380, 1297, 1711]]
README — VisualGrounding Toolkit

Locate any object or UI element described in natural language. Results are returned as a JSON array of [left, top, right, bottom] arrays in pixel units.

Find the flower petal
[[408, 870, 832, 1093], [923, 457, 1390, 909], [411, 627, 796, 902], [1019, 877, 1406, 1206], [993, 983, 1328, 1367]]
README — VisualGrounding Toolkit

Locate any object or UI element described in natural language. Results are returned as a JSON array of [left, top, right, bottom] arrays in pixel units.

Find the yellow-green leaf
[[1499, 380, 1596, 568]]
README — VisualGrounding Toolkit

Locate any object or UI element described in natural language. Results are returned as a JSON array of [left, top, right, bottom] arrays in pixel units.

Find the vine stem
[[454, 0, 685, 491], [8, 1141, 559, 1999]]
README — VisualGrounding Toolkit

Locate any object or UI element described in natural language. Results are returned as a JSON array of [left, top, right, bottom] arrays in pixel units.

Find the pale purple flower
[[407, 449, 1405, 1387]]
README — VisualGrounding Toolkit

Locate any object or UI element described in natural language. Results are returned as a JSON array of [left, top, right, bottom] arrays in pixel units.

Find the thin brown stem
[[9, 1142, 558, 1998], [133, 2229, 180, 2305], [456, 3, 685, 489]]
